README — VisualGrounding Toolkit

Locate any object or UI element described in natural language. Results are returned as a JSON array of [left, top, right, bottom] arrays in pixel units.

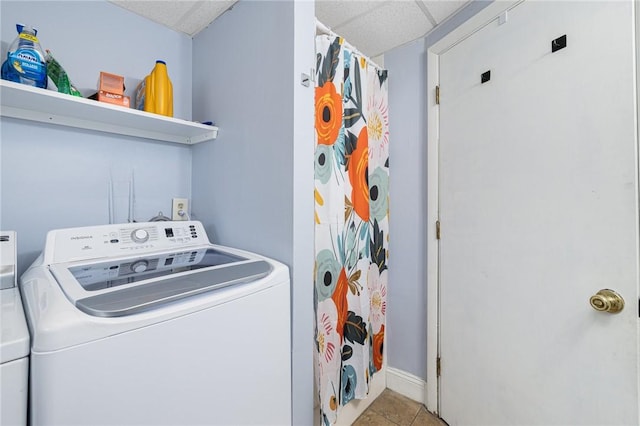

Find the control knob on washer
[[131, 260, 149, 273], [131, 229, 149, 243]]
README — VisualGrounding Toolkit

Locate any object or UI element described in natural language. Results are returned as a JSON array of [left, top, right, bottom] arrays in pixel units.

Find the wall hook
[[552, 34, 567, 52]]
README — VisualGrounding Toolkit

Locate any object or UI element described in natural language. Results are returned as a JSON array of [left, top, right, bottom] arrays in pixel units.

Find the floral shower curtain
[[314, 35, 389, 425]]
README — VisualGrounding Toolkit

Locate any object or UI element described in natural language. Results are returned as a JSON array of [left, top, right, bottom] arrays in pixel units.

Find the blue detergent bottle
[[1, 24, 47, 88]]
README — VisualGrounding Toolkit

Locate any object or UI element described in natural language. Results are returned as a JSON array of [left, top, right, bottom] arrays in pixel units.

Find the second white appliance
[[1, 231, 30, 426]]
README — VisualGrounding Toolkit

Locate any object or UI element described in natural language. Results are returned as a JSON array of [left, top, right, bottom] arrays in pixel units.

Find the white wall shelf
[[0, 80, 218, 145]]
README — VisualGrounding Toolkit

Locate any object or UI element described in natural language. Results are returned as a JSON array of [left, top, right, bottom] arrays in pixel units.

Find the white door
[[438, 1, 639, 425]]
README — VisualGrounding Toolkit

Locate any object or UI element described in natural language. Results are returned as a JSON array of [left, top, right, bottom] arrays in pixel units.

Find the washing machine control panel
[[65, 246, 248, 292], [46, 221, 210, 264]]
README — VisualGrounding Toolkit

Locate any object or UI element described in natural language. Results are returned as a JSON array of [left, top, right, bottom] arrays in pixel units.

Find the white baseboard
[[334, 366, 387, 426], [386, 367, 427, 404]]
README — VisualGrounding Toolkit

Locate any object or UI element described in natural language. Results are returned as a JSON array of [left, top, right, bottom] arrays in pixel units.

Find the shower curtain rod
[[315, 19, 384, 71]]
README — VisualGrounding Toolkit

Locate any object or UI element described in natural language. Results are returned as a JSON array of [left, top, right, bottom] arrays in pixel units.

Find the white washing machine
[[20, 221, 291, 426], [1, 231, 30, 426]]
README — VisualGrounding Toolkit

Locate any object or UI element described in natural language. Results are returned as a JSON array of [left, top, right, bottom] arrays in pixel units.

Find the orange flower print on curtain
[[372, 324, 385, 371], [314, 34, 389, 426], [348, 127, 369, 222], [315, 81, 343, 145], [332, 268, 349, 340]]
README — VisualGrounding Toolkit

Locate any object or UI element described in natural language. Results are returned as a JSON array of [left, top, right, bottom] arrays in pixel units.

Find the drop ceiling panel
[[335, 1, 434, 57], [315, 0, 386, 29], [420, 0, 470, 24], [110, 0, 236, 36], [110, 1, 198, 28], [173, 1, 236, 35], [109, 0, 470, 56]]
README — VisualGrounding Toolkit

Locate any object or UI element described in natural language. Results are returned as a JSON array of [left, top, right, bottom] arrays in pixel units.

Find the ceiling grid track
[[415, 1, 438, 27]]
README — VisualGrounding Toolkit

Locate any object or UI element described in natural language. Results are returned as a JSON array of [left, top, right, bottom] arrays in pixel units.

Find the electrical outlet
[[172, 198, 189, 220]]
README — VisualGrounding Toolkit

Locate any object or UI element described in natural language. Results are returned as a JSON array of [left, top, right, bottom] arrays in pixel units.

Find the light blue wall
[[191, 1, 316, 424], [191, 1, 294, 258], [384, 0, 493, 379], [385, 37, 429, 379], [1, 1, 193, 275]]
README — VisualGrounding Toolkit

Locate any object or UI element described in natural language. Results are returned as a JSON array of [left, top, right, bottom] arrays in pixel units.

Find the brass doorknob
[[589, 289, 624, 313]]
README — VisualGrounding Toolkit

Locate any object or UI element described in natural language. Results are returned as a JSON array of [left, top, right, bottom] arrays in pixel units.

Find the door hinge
[[437, 357, 441, 377], [435, 85, 440, 105], [436, 220, 441, 240]]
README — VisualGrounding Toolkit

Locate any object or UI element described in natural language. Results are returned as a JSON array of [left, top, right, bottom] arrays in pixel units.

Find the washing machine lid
[[50, 246, 273, 318], [0, 287, 30, 363]]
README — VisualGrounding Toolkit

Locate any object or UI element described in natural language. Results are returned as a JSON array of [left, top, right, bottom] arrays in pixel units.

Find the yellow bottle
[[144, 60, 173, 117]]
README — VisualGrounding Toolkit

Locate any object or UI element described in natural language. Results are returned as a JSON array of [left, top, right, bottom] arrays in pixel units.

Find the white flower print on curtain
[[314, 35, 389, 425]]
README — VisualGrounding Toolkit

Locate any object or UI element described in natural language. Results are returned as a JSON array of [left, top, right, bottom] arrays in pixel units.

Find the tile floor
[[353, 389, 447, 426]]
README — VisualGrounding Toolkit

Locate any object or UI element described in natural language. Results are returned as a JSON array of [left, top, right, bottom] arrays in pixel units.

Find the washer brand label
[[71, 235, 93, 240]]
